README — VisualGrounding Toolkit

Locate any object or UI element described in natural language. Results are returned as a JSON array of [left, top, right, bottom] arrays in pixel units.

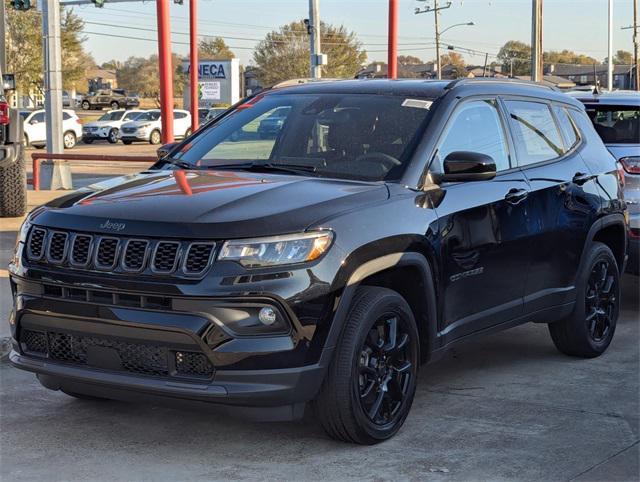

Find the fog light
[[258, 306, 277, 326]]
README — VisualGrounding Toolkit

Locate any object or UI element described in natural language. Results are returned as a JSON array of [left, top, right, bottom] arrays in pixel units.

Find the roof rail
[[445, 77, 557, 91]]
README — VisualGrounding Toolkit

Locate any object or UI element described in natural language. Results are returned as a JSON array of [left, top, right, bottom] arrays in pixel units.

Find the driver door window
[[435, 99, 511, 172]]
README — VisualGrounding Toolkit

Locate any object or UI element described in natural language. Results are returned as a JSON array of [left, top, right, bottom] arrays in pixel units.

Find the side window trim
[[428, 96, 515, 175]]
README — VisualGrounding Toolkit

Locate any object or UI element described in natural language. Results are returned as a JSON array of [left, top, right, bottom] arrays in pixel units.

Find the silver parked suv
[[571, 90, 640, 274]]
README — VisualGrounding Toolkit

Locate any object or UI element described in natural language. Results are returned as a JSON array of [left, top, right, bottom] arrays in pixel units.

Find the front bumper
[[120, 133, 150, 142]]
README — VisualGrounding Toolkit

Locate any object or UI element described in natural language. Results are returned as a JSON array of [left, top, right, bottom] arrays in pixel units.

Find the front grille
[[176, 351, 214, 377], [122, 127, 136, 134], [47, 232, 68, 263], [20, 329, 213, 379], [27, 228, 47, 260], [152, 242, 180, 273], [95, 237, 119, 269], [70, 234, 92, 266], [184, 243, 215, 275], [122, 240, 149, 271], [25, 227, 215, 277]]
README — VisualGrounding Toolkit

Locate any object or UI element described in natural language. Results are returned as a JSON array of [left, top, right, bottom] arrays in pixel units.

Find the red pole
[[189, 0, 199, 132], [388, 0, 398, 79], [33, 157, 40, 191], [156, 0, 174, 143]]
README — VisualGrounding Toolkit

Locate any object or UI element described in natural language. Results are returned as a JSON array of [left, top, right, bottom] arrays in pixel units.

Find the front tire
[[314, 286, 419, 444], [107, 128, 119, 144], [149, 130, 161, 145], [122, 139, 133, 145], [549, 242, 620, 358], [110, 101, 120, 110], [81, 100, 90, 110], [83, 138, 94, 144]]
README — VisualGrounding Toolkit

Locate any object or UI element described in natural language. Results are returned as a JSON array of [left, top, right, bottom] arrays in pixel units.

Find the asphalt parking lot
[[0, 263, 638, 480]]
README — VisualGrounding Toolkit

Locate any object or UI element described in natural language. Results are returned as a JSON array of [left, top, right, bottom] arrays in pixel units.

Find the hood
[[84, 120, 117, 128], [34, 170, 389, 239]]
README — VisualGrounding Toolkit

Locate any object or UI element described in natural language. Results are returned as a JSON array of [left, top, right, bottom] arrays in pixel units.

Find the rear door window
[[505, 100, 565, 166]]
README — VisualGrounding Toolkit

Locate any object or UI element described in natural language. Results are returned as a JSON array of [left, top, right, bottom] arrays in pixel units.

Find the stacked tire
[[0, 143, 27, 217]]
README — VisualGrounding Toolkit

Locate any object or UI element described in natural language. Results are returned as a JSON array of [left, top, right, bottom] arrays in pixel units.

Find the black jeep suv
[[8, 79, 627, 444]]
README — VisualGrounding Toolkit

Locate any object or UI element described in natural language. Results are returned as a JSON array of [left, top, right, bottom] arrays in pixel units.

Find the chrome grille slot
[[95, 237, 120, 270], [184, 243, 215, 275], [152, 242, 180, 273], [27, 227, 47, 260], [47, 232, 68, 263], [122, 239, 149, 272], [70, 234, 92, 267]]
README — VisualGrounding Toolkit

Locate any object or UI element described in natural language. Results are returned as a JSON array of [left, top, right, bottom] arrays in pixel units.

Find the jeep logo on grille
[[99, 220, 126, 232]]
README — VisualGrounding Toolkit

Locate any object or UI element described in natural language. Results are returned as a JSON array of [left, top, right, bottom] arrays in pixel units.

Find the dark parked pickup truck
[[81, 89, 140, 111], [9, 79, 627, 444]]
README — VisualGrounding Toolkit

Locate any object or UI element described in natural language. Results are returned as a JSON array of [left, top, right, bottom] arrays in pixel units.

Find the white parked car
[[119, 109, 192, 145], [20, 109, 83, 149], [82, 109, 145, 144]]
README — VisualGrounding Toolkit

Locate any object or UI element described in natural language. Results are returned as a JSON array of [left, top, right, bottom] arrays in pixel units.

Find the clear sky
[[73, 0, 636, 67]]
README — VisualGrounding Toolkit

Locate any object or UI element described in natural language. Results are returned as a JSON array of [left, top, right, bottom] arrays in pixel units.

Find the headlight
[[219, 231, 333, 268], [16, 216, 32, 245], [138, 123, 151, 129]]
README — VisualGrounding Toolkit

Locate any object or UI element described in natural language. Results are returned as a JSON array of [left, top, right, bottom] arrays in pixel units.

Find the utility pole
[[0, 0, 6, 74], [42, 0, 63, 155], [308, 0, 321, 79], [624, 0, 640, 90], [531, 0, 543, 82], [607, 0, 613, 91], [415, 1, 452, 81]]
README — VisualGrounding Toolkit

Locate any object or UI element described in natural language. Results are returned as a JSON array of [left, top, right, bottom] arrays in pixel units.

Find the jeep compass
[[8, 79, 627, 444]]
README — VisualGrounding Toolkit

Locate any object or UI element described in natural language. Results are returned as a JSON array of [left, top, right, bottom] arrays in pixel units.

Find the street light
[[436, 21, 474, 79]]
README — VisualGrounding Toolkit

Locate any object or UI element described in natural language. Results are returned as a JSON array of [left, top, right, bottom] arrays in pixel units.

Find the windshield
[[170, 93, 433, 181], [98, 111, 124, 121], [586, 105, 639, 144], [136, 111, 160, 122]]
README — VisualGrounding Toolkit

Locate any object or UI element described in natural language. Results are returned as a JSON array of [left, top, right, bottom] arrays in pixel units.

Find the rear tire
[[81, 100, 90, 110], [0, 146, 27, 217], [63, 131, 77, 149], [549, 242, 620, 358], [83, 138, 94, 144], [314, 286, 419, 444], [110, 101, 120, 110]]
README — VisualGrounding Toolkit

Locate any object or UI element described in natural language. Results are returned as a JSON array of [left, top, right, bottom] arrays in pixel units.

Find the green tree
[[605, 50, 634, 65], [544, 49, 598, 65], [398, 55, 423, 65], [198, 37, 235, 59], [6, 7, 92, 99], [440, 51, 466, 78], [253, 20, 367, 85], [116, 54, 186, 100], [497, 40, 531, 76]]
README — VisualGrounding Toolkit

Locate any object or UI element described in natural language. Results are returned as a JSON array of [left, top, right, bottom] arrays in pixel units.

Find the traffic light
[[10, 0, 33, 10]]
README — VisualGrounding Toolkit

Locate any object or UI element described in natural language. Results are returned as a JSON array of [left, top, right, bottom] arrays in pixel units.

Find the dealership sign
[[182, 59, 240, 108]]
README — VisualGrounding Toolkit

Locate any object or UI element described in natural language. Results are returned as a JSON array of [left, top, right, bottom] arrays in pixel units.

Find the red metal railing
[[31, 153, 157, 191]]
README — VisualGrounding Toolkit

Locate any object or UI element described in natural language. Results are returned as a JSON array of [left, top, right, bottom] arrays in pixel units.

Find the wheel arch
[[581, 214, 627, 275], [326, 251, 439, 365]]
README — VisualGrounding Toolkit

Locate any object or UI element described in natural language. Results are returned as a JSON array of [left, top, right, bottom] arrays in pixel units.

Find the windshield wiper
[[205, 162, 318, 175], [161, 158, 198, 170]]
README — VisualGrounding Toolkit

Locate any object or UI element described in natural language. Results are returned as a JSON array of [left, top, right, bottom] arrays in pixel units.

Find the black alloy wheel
[[357, 315, 414, 426], [585, 259, 617, 343]]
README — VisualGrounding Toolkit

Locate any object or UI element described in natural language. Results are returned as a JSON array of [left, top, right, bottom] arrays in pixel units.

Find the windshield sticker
[[402, 99, 433, 109]]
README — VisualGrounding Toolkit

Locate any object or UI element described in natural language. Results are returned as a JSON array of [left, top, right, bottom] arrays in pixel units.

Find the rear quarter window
[[553, 105, 579, 150]]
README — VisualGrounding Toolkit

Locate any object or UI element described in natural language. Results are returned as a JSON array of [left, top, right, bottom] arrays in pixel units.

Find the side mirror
[[437, 151, 497, 183], [30, 119, 39, 125], [157, 142, 177, 160]]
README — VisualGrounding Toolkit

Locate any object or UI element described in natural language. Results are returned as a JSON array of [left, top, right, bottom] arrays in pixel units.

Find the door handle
[[572, 172, 596, 186], [504, 188, 528, 205]]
